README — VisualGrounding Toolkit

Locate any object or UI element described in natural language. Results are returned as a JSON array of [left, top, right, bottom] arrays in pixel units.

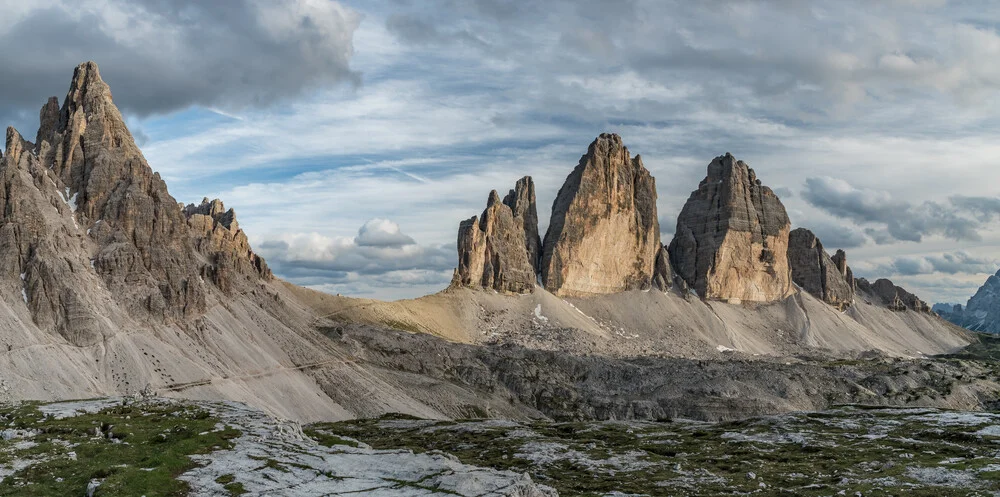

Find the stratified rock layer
[[541, 133, 660, 296], [668, 153, 793, 303], [787, 228, 854, 310], [456, 181, 537, 294]]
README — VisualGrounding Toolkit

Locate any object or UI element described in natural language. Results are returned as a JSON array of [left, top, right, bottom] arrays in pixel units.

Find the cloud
[[356, 218, 417, 247], [0, 0, 360, 128], [803, 176, 997, 243], [254, 219, 455, 299], [799, 219, 868, 249], [859, 251, 997, 277]]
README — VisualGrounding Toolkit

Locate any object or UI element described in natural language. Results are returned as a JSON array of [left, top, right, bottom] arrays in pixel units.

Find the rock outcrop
[[540, 133, 660, 296], [855, 278, 930, 312], [831, 249, 856, 294], [183, 198, 272, 294], [456, 181, 537, 294], [668, 153, 794, 303], [652, 246, 673, 291], [787, 228, 854, 310], [502, 177, 542, 271]]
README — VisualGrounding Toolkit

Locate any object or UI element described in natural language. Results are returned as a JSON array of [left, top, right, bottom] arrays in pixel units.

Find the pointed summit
[[0, 61, 272, 331], [456, 180, 537, 294], [540, 133, 661, 296]]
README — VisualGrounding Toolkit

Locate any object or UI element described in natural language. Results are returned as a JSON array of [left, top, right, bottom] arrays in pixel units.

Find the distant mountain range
[[936, 269, 1000, 333]]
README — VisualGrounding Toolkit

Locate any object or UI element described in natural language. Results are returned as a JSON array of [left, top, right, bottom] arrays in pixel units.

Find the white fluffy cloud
[[254, 219, 454, 300]]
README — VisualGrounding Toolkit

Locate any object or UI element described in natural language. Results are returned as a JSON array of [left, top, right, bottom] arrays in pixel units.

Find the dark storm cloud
[[803, 176, 996, 243], [0, 0, 359, 127]]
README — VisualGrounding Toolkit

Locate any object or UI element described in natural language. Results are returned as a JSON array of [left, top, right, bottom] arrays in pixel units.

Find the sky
[[2, 0, 1000, 304]]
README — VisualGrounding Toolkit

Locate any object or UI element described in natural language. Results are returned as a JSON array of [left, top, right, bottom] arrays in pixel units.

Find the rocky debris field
[[331, 324, 1000, 422], [322, 406, 1000, 496], [0, 398, 552, 496]]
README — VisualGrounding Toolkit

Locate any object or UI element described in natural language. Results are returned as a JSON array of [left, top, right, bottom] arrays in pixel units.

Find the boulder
[[456, 183, 537, 294], [668, 153, 793, 303], [540, 133, 660, 296], [787, 228, 854, 310]]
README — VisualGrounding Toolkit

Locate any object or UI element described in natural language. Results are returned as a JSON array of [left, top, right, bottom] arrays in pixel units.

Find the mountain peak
[[0, 62, 273, 336], [669, 154, 793, 302], [541, 133, 660, 296]]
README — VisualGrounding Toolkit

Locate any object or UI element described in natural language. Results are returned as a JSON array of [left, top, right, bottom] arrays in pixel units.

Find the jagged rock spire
[[502, 177, 541, 272], [787, 228, 854, 310], [456, 181, 537, 294], [540, 133, 661, 296]]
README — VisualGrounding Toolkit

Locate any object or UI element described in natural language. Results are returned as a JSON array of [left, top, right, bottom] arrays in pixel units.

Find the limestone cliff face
[[0, 61, 271, 341], [540, 133, 660, 296], [856, 278, 931, 312], [668, 153, 793, 303], [787, 228, 854, 310], [831, 250, 856, 294], [456, 181, 537, 294], [652, 246, 673, 291]]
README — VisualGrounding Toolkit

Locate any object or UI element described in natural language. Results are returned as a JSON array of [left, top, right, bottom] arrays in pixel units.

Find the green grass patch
[[0, 400, 240, 497]]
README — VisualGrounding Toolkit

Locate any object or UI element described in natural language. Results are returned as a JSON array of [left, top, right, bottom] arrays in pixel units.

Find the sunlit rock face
[[540, 133, 661, 297]]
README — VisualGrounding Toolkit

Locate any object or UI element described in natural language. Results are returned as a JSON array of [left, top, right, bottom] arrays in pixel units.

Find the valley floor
[[0, 397, 998, 496]]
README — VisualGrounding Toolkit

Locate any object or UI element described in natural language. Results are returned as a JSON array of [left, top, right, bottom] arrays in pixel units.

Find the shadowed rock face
[[0, 61, 271, 343], [788, 228, 854, 310], [541, 133, 660, 296], [668, 153, 793, 303], [502, 177, 541, 272], [831, 249, 856, 294], [456, 181, 537, 294], [855, 278, 930, 312]]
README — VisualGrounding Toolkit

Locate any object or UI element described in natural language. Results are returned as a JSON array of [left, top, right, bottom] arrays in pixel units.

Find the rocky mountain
[[855, 277, 931, 312], [455, 182, 537, 294], [668, 153, 794, 303], [787, 228, 855, 310], [936, 269, 1000, 333], [0, 62, 975, 451], [540, 133, 661, 296]]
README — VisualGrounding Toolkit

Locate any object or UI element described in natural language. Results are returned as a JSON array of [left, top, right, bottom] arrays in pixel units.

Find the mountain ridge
[[0, 61, 979, 427]]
